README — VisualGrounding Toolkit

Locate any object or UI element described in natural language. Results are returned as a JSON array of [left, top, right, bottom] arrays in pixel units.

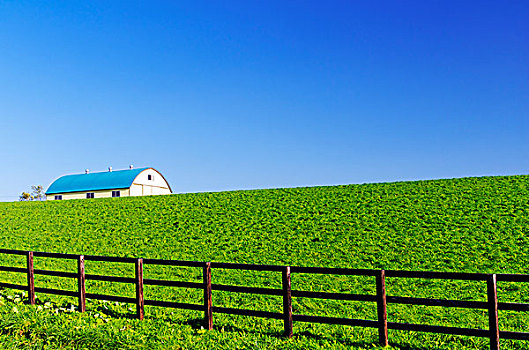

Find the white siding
[[47, 188, 130, 200], [152, 186, 168, 195], [130, 168, 172, 197], [130, 183, 143, 196]]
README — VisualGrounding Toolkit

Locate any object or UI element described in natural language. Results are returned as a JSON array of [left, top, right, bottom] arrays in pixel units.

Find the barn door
[[143, 185, 152, 196]]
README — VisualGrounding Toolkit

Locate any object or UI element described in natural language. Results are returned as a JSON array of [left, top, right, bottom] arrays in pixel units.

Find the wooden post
[[77, 255, 86, 312], [487, 274, 500, 350], [203, 262, 213, 330], [135, 258, 144, 320], [376, 269, 388, 347], [26, 251, 35, 305], [282, 266, 293, 338]]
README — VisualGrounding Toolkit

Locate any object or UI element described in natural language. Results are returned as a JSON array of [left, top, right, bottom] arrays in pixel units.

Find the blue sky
[[1, 1, 527, 200]]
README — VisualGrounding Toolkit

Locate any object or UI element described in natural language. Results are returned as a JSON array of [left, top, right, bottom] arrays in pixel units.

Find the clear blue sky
[[1, 1, 527, 200]]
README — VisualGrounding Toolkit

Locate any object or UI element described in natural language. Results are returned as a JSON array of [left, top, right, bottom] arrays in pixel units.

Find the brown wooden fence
[[0, 248, 528, 349]]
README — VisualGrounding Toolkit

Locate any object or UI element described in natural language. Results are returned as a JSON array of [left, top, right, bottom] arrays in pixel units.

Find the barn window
[[86, 193, 95, 199], [148, 174, 153, 181], [54, 195, 62, 200], [112, 191, 120, 197]]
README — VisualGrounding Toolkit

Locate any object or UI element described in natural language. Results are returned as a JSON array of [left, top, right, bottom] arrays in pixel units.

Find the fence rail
[[0, 248, 528, 348]]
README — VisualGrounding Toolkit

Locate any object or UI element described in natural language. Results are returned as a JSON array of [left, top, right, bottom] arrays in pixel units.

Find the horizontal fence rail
[[0, 249, 528, 349]]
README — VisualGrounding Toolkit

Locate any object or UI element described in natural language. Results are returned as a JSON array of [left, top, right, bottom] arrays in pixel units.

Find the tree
[[19, 192, 33, 201], [31, 185, 45, 201], [19, 185, 45, 201]]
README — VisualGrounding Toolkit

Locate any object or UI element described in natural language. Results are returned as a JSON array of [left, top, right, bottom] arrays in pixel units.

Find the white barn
[[46, 167, 172, 200]]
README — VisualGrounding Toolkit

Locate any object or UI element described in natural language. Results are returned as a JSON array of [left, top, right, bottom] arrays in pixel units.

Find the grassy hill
[[0, 175, 528, 349]]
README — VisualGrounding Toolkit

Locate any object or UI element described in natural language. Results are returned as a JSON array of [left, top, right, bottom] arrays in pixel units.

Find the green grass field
[[0, 175, 528, 349]]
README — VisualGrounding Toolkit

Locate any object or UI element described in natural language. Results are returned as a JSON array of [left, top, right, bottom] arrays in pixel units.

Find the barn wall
[[47, 188, 130, 200], [130, 168, 172, 196], [129, 183, 171, 196], [130, 183, 143, 196]]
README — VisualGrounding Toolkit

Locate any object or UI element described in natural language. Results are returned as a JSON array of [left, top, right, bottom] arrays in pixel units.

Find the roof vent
[[129, 165, 134, 170], [85, 169, 89, 174], [108, 166, 112, 172]]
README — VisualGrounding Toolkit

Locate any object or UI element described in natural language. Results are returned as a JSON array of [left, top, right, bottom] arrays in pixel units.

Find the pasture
[[0, 175, 528, 349]]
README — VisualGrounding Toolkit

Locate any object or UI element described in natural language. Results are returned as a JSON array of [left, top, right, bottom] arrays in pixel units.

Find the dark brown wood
[[212, 306, 283, 319], [143, 258, 204, 267], [292, 290, 376, 302], [496, 274, 529, 282], [0, 249, 29, 255], [388, 322, 489, 337], [86, 292, 136, 303], [0, 266, 27, 273], [34, 269, 77, 278], [26, 251, 35, 305], [385, 269, 488, 281], [143, 279, 203, 289], [212, 283, 282, 296], [487, 274, 500, 350], [135, 258, 145, 320], [84, 254, 137, 263], [500, 330, 529, 340], [33, 251, 79, 259], [78, 255, 86, 312], [282, 266, 293, 338], [376, 270, 388, 347], [387, 295, 488, 309], [293, 314, 378, 328], [211, 262, 283, 271], [144, 299, 203, 311], [291, 266, 378, 276], [203, 262, 213, 330], [0, 282, 28, 290], [85, 274, 136, 283], [498, 302, 529, 311], [34, 287, 78, 297]]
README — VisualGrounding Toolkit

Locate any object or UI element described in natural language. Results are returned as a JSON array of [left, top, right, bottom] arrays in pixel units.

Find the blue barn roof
[[46, 168, 150, 195]]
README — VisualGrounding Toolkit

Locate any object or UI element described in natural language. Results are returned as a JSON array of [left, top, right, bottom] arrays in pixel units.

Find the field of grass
[[0, 175, 528, 349]]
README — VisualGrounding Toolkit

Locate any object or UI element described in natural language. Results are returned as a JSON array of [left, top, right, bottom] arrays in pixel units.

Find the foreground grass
[[0, 175, 528, 348], [1, 289, 526, 349]]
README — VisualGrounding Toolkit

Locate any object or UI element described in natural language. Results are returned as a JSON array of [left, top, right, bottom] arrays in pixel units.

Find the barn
[[45, 166, 172, 200]]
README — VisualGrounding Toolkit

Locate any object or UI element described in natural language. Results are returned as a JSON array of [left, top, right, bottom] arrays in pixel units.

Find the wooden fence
[[0, 248, 528, 349]]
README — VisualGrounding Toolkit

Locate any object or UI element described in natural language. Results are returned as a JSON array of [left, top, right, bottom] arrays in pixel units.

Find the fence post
[[376, 269, 388, 347], [203, 262, 213, 330], [135, 258, 144, 320], [282, 266, 293, 338], [487, 274, 500, 350], [26, 251, 35, 305], [77, 255, 86, 312]]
